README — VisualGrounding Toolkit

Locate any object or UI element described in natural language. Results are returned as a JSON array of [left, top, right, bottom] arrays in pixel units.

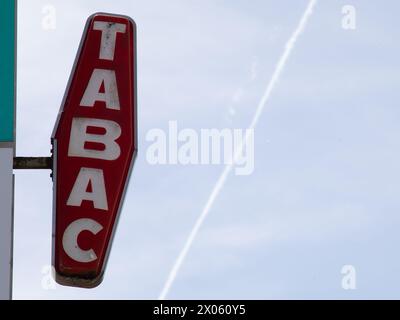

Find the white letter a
[[80, 69, 120, 110], [67, 167, 108, 210]]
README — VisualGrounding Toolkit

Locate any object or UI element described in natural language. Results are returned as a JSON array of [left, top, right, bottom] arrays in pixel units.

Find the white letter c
[[62, 218, 103, 263]]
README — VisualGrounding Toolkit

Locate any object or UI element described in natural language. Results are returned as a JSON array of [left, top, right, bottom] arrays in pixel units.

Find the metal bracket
[[13, 157, 52, 170]]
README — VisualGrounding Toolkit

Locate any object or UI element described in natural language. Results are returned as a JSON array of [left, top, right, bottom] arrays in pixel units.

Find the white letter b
[[68, 117, 121, 160]]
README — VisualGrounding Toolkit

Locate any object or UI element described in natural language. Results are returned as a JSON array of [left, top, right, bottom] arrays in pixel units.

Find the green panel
[[0, 0, 15, 142]]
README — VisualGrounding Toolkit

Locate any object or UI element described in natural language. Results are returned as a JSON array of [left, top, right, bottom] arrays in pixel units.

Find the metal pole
[[0, 149, 14, 300], [0, 0, 16, 300], [13, 157, 52, 170]]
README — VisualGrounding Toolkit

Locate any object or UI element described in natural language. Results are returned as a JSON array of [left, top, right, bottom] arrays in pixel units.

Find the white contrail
[[159, 0, 318, 300]]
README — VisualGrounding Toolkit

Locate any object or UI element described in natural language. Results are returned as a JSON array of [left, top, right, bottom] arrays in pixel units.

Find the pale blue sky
[[12, 0, 400, 299]]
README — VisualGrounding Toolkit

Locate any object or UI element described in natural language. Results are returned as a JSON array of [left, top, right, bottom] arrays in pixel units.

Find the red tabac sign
[[51, 13, 137, 288]]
